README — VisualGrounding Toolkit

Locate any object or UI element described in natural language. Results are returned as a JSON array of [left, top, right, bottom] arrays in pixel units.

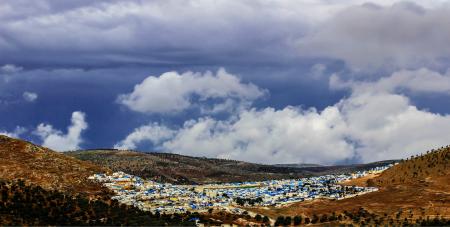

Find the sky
[[2, 0, 450, 165]]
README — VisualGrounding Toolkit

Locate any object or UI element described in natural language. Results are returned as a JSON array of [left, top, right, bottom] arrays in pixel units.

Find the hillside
[[67, 149, 396, 184], [374, 146, 449, 186], [0, 135, 109, 196], [250, 146, 450, 226]]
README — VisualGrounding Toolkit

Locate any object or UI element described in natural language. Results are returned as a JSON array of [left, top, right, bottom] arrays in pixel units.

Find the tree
[[320, 214, 328, 223], [262, 216, 270, 223], [275, 216, 285, 226], [255, 214, 262, 222], [293, 216, 302, 225], [284, 216, 292, 226]]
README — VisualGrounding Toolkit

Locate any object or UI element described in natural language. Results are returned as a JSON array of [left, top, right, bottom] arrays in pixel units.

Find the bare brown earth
[[0, 135, 110, 196], [250, 146, 450, 225], [339, 173, 379, 187]]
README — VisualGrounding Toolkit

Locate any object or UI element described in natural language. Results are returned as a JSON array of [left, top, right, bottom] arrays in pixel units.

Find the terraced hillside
[[67, 149, 396, 184], [0, 135, 109, 196]]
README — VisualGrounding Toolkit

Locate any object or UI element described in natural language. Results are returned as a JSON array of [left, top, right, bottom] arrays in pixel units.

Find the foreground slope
[[0, 179, 195, 226], [0, 135, 108, 196], [0, 136, 195, 226], [67, 149, 396, 184], [250, 146, 450, 226]]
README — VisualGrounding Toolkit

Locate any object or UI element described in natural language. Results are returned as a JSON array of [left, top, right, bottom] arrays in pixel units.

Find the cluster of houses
[[89, 163, 394, 214]]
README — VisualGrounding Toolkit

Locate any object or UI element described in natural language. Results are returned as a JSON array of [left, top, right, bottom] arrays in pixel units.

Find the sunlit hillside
[[374, 146, 449, 186], [250, 146, 450, 226], [0, 135, 110, 196]]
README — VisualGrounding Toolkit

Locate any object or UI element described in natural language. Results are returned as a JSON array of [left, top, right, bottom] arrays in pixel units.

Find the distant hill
[[0, 135, 109, 196], [67, 149, 397, 184], [274, 163, 323, 168], [67, 149, 307, 184]]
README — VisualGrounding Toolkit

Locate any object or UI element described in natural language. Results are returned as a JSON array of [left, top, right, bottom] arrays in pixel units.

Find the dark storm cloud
[[0, 0, 315, 68], [2, 0, 449, 71]]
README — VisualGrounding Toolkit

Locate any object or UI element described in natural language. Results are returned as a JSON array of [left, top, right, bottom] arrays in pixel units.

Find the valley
[[0, 135, 449, 226]]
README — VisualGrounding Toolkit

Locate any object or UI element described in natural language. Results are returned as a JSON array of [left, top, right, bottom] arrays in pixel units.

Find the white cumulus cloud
[[34, 111, 88, 151], [117, 68, 266, 114], [162, 106, 352, 164]]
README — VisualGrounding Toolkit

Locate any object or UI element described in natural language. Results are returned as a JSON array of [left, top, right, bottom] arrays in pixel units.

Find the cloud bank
[[116, 68, 450, 164], [1, 0, 446, 68]]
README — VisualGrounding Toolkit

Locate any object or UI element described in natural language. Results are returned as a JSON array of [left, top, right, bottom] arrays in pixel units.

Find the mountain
[[0, 135, 109, 196], [67, 149, 397, 184], [250, 146, 450, 226]]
